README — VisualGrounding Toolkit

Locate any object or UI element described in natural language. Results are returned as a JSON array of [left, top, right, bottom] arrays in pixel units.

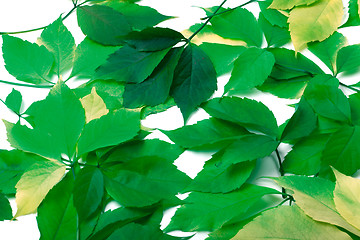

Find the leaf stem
[[339, 82, 360, 93], [0, 79, 54, 88], [275, 148, 287, 198], [200, 0, 258, 20], [187, 0, 229, 42]]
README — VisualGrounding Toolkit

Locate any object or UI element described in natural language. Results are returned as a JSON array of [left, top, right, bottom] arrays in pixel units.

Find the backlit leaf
[[5, 88, 22, 114], [336, 44, 360, 73], [80, 87, 109, 123], [269, 0, 319, 10]]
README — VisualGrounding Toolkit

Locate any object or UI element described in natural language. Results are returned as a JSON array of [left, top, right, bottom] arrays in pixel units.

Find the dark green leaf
[[165, 184, 278, 232], [349, 92, 360, 125], [39, 17, 76, 75], [73, 167, 104, 220], [141, 97, 176, 118], [125, 28, 184, 51], [322, 125, 360, 175], [5, 88, 22, 114], [199, 42, 246, 76], [225, 47, 275, 94], [37, 173, 77, 240], [77, 5, 131, 45], [203, 97, 279, 138], [336, 44, 360, 74], [210, 8, 262, 47], [94, 45, 170, 83], [171, 43, 217, 122], [123, 48, 182, 108], [103, 156, 191, 207], [5, 81, 85, 160], [342, 0, 360, 27], [258, 14, 291, 48], [2, 35, 54, 84], [0, 193, 12, 221], [70, 38, 119, 79], [77, 109, 140, 156]]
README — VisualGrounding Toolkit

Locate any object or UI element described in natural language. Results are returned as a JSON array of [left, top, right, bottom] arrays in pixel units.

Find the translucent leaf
[[2, 35, 54, 84], [14, 160, 66, 218], [5, 88, 22, 114], [288, 0, 344, 51], [258, 1, 288, 27], [336, 44, 360, 74], [80, 87, 109, 123], [269, 0, 319, 10]]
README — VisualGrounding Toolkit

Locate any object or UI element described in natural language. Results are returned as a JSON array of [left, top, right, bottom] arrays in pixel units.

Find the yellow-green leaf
[[80, 87, 109, 123], [288, 0, 344, 51], [333, 168, 360, 230], [269, 0, 319, 10], [14, 160, 66, 218]]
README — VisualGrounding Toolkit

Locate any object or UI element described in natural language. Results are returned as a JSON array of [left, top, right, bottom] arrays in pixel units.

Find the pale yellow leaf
[[269, 0, 319, 10], [358, 0, 360, 17], [181, 30, 246, 46], [80, 87, 109, 123], [14, 160, 66, 218], [288, 0, 344, 52], [333, 168, 360, 230]]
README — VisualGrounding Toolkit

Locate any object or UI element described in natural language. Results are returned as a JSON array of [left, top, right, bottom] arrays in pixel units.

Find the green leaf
[[0, 193, 12, 221], [162, 118, 249, 149], [165, 184, 278, 232], [199, 42, 246, 76], [5, 88, 22, 114], [336, 44, 360, 73], [281, 98, 317, 142], [269, 0, 319, 9], [283, 134, 330, 175], [342, 0, 360, 27], [77, 109, 140, 156], [77, 5, 131, 45], [349, 92, 360, 125], [39, 17, 76, 75], [171, 43, 217, 122], [225, 47, 275, 94], [304, 74, 351, 123], [94, 45, 170, 83], [124, 27, 184, 51], [231, 205, 352, 240], [308, 32, 347, 74], [123, 47, 182, 108], [73, 167, 104, 220], [70, 38, 119, 79], [258, 1, 288, 28], [104, 2, 172, 31], [37, 173, 77, 240], [322, 125, 360, 175], [80, 87, 109, 123], [203, 97, 279, 138], [5, 81, 85, 160], [103, 156, 191, 207], [186, 151, 256, 193], [258, 14, 291, 48], [288, 0, 344, 51], [2, 35, 54, 84], [274, 176, 360, 235], [210, 8, 262, 47]]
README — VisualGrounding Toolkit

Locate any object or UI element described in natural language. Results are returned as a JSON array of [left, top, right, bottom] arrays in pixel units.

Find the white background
[[0, 0, 359, 239]]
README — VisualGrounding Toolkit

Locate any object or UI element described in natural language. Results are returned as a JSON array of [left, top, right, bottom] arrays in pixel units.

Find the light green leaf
[[37, 173, 77, 240], [171, 43, 217, 122], [203, 97, 279, 138], [269, 0, 319, 9], [210, 8, 262, 47], [70, 38, 119, 79], [5, 81, 85, 160], [77, 5, 131, 45], [73, 167, 104, 220], [322, 125, 360, 175], [225, 48, 275, 94], [231, 205, 351, 240], [0, 193, 12, 221], [77, 109, 140, 156], [5, 88, 22, 114], [308, 32, 347, 74], [80, 87, 109, 123], [336, 44, 360, 73], [333, 168, 360, 230], [2, 35, 54, 84], [39, 17, 76, 75], [165, 184, 278, 232], [288, 0, 344, 51], [14, 160, 66, 218], [258, 14, 291, 48], [94, 45, 170, 83], [258, 0, 288, 27]]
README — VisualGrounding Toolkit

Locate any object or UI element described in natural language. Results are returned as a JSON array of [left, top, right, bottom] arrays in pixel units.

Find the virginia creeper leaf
[[231, 205, 352, 240], [336, 44, 360, 73], [77, 5, 131, 45], [0, 193, 12, 221], [258, 1, 288, 27], [39, 17, 76, 75], [288, 0, 344, 51], [258, 14, 291, 48], [2, 35, 54, 84], [94, 45, 170, 83], [5, 88, 22, 114], [37, 173, 77, 240], [203, 97, 279, 138], [342, 0, 360, 27], [14, 160, 66, 218], [80, 87, 109, 123], [171, 43, 217, 123], [349, 92, 360, 125], [269, 0, 319, 9]]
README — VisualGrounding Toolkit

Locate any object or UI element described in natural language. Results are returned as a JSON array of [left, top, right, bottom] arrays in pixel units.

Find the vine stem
[[275, 148, 287, 199], [339, 82, 360, 93], [0, 79, 54, 88], [200, 0, 258, 20]]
